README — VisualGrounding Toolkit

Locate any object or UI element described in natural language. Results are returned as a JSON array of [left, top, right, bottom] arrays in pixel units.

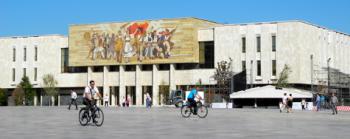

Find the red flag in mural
[[128, 22, 149, 36]]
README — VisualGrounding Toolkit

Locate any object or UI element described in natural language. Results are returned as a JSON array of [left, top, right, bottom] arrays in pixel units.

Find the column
[[87, 66, 93, 85], [103, 66, 110, 106], [135, 65, 142, 106], [34, 95, 37, 106], [169, 64, 176, 92], [111, 87, 115, 106], [119, 66, 126, 105], [40, 93, 42, 107], [152, 65, 159, 106], [58, 95, 61, 106]]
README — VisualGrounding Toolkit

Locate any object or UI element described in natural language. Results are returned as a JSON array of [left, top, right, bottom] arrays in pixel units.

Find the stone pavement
[[0, 106, 349, 139]]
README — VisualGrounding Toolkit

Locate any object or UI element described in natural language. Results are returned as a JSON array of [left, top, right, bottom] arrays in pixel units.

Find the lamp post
[[327, 58, 331, 94], [310, 55, 314, 94], [250, 60, 253, 88]]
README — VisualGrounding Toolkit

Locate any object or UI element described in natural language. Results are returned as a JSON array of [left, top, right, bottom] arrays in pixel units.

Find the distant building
[[0, 17, 349, 106]]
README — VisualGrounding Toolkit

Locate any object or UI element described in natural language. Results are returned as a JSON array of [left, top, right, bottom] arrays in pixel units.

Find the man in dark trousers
[[330, 92, 338, 115], [68, 90, 78, 110]]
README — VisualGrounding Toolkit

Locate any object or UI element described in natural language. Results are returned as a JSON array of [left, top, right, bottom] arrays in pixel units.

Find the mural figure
[[114, 31, 124, 63], [93, 33, 105, 59], [123, 34, 134, 63], [106, 33, 115, 59], [87, 32, 98, 60]]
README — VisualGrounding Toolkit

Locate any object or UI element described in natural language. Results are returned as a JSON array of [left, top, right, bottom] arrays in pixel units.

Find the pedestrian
[[122, 96, 126, 107], [280, 93, 288, 113], [330, 92, 338, 115], [104, 94, 109, 107], [122, 95, 130, 107], [126, 95, 131, 107], [315, 93, 321, 111], [146, 93, 152, 108], [68, 90, 78, 110], [301, 99, 306, 110], [287, 94, 293, 113]]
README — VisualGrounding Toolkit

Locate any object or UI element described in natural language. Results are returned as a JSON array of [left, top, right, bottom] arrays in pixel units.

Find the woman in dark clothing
[[287, 94, 293, 113]]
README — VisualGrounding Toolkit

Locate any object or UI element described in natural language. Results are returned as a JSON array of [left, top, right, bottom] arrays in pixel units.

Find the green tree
[[12, 86, 24, 106], [20, 76, 35, 105], [212, 58, 234, 103], [0, 88, 8, 106], [42, 74, 58, 106], [276, 64, 292, 88]]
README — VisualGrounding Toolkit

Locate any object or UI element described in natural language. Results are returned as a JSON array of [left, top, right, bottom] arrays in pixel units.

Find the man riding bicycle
[[187, 86, 201, 115], [83, 80, 102, 122]]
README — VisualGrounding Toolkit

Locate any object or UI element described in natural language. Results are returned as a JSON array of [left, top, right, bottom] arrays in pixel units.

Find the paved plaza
[[0, 106, 349, 139]]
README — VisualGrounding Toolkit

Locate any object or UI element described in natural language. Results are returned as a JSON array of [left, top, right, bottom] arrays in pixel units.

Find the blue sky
[[0, 0, 349, 37]]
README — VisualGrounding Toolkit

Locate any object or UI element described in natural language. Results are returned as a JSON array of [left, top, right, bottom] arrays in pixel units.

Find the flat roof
[[0, 34, 66, 39], [221, 20, 350, 37], [69, 17, 221, 26]]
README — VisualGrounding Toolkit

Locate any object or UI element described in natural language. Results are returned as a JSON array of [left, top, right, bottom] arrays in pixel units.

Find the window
[[69, 67, 88, 73], [141, 65, 153, 71], [13, 48, 16, 62], [256, 36, 261, 52], [92, 66, 104, 72], [125, 65, 136, 71], [272, 60, 276, 76], [24, 47, 27, 61], [34, 68, 37, 81], [23, 68, 26, 77], [272, 35, 276, 52], [12, 68, 15, 82], [199, 41, 215, 68], [61, 48, 69, 73], [242, 61, 246, 71], [34, 46, 38, 61], [158, 64, 170, 71], [109, 66, 120, 72], [257, 60, 261, 76], [242, 37, 246, 53], [175, 63, 199, 70]]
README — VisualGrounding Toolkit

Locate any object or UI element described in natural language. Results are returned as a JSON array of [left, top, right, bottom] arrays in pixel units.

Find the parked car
[[167, 90, 185, 108]]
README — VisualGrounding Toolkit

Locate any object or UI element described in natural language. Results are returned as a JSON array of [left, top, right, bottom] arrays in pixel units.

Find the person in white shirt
[[280, 93, 288, 113], [301, 99, 306, 110], [68, 90, 78, 110], [83, 80, 101, 109], [104, 94, 109, 107]]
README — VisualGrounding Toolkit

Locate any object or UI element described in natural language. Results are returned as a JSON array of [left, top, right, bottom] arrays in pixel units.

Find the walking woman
[[287, 94, 293, 113]]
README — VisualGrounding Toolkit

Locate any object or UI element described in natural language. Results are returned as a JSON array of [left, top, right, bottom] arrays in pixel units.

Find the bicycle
[[181, 100, 208, 118], [79, 100, 104, 126]]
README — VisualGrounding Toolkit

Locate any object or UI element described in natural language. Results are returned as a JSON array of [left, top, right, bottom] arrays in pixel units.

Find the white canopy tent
[[230, 85, 312, 99]]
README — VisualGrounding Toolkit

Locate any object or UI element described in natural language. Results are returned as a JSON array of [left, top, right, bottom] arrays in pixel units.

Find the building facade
[[0, 18, 349, 106]]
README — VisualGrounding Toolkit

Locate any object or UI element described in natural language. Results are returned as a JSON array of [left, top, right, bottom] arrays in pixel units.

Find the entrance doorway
[[110, 86, 119, 106], [142, 86, 153, 105], [159, 85, 169, 105], [126, 86, 136, 105]]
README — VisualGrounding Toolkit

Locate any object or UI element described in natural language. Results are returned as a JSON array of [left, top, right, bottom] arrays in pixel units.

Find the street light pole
[[311, 55, 313, 94], [327, 58, 331, 94], [250, 60, 253, 88]]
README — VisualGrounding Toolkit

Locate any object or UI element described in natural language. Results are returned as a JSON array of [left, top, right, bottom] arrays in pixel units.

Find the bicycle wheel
[[197, 106, 208, 118], [93, 107, 104, 127], [181, 105, 192, 118], [79, 108, 89, 126]]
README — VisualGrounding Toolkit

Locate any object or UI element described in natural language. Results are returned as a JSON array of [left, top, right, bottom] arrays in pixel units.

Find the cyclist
[[83, 80, 102, 122], [187, 86, 201, 115]]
